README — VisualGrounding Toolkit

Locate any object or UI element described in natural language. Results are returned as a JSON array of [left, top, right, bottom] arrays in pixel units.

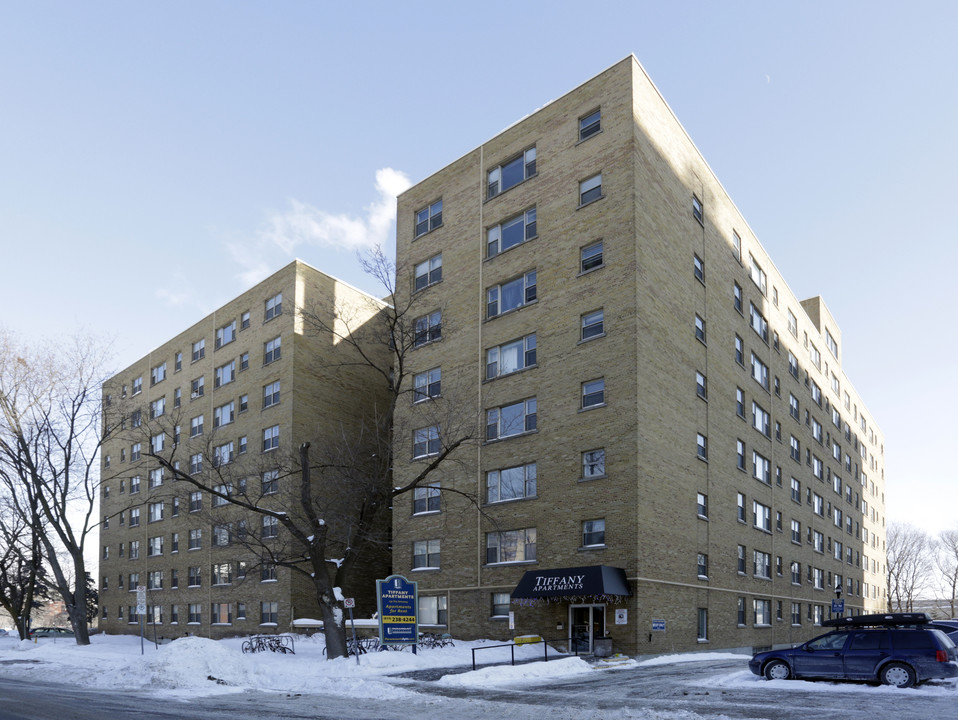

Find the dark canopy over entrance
[[511, 565, 631, 601]]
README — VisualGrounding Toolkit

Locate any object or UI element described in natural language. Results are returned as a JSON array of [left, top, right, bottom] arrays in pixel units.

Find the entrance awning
[[510, 565, 631, 601]]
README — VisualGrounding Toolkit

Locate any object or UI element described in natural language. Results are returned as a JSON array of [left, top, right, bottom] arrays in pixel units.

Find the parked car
[[28, 627, 74, 638], [928, 622, 958, 645], [749, 613, 958, 688]]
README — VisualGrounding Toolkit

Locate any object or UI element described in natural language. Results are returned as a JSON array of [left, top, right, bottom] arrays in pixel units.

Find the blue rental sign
[[377, 575, 418, 645], [831, 599, 845, 614]]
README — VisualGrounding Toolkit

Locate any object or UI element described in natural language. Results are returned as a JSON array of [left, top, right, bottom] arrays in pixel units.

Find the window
[[190, 415, 204, 437], [736, 440, 746, 471], [132, 376, 143, 395], [752, 402, 770, 437], [737, 493, 746, 522], [241, 311, 250, 330], [737, 597, 747, 625], [791, 477, 801, 502], [749, 254, 767, 294], [191, 339, 205, 363], [150, 432, 165, 453], [265, 292, 282, 321], [809, 343, 821, 370], [812, 417, 823, 443], [262, 515, 279, 539], [826, 329, 839, 359], [735, 388, 745, 418], [261, 563, 277, 582], [732, 231, 742, 261], [263, 381, 281, 408], [580, 241, 603, 272], [260, 602, 278, 625], [486, 334, 536, 379], [148, 502, 164, 523], [413, 482, 440, 514], [486, 528, 536, 564], [214, 400, 236, 428], [581, 379, 605, 408], [692, 195, 703, 224], [791, 602, 802, 625], [151, 363, 166, 386], [150, 397, 165, 419], [789, 393, 799, 420], [171, 532, 179, 552], [174, 352, 182, 372], [754, 598, 771, 625], [129, 475, 141, 494], [148, 536, 163, 557], [190, 376, 204, 398], [579, 173, 602, 205], [753, 551, 771, 580], [696, 433, 708, 461], [215, 321, 236, 349], [213, 442, 233, 467], [813, 531, 824, 553], [413, 425, 440, 458], [696, 553, 708, 578], [413, 539, 440, 569], [487, 208, 537, 257], [581, 309, 604, 340], [240, 352, 249, 371], [694, 314, 706, 343], [696, 492, 708, 518], [414, 253, 442, 290], [753, 451, 771, 484], [262, 425, 279, 452], [734, 335, 744, 365], [696, 371, 707, 400], [787, 309, 798, 337], [583, 519, 606, 547], [486, 463, 537, 503], [212, 523, 231, 547], [753, 501, 771, 532], [749, 303, 768, 342], [733, 282, 743, 313], [487, 271, 537, 317], [264, 336, 281, 364], [751, 353, 769, 389], [579, 109, 601, 140], [261, 469, 279, 495], [130, 443, 141, 462], [791, 519, 801, 544], [813, 568, 825, 590], [185, 604, 201, 625], [813, 493, 824, 516], [189, 491, 202, 512], [420, 595, 448, 625], [413, 368, 440, 401], [693, 253, 704, 282], [582, 448, 605, 478], [149, 468, 164, 489], [129, 508, 140, 527], [210, 603, 232, 625], [811, 379, 822, 406], [239, 393, 248, 412], [415, 200, 443, 237], [414, 311, 442, 346], [486, 398, 537, 440], [488, 148, 536, 198]]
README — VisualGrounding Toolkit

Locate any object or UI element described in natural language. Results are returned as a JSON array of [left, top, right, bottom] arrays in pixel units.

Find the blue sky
[[1, 1, 955, 533]]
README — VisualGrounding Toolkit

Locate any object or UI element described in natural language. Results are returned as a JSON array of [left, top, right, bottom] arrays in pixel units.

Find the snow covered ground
[[0, 631, 955, 719]]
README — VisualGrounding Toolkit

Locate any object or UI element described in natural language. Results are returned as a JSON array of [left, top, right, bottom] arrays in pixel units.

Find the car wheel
[[763, 660, 791, 681], [880, 662, 916, 688]]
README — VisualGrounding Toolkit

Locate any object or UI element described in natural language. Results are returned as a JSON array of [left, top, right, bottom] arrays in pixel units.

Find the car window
[[807, 632, 850, 651], [848, 631, 888, 650], [892, 630, 936, 649]]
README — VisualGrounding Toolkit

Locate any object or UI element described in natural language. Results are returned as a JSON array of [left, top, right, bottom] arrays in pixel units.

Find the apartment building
[[98, 260, 391, 638], [392, 56, 887, 655]]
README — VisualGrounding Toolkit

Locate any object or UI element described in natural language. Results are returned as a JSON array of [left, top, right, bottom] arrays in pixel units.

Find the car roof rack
[[822, 612, 930, 628]]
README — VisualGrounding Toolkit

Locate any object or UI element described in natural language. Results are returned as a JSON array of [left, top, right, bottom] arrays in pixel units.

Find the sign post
[[344, 597, 359, 666], [377, 575, 418, 655], [136, 586, 147, 655]]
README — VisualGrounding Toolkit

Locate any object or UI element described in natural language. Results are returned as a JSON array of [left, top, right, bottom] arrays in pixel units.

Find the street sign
[[651, 618, 666, 631], [343, 597, 355, 608], [136, 585, 147, 615], [831, 599, 845, 614], [377, 575, 418, 646]]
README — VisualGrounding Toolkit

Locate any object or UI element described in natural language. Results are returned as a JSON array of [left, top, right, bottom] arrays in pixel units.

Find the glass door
[[570, 605, 606, 653]]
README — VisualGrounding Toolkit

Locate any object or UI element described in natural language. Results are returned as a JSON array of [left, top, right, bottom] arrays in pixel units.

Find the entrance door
[[570, 605, 605, 653]]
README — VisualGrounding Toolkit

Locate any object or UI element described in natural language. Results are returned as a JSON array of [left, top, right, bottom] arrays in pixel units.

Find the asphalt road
[[1, 657, 954, 720]]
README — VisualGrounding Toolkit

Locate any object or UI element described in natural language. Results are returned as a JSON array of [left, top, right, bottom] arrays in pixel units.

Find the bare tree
[[124, 248, 478, 659], [886, 522, 932, 612], [0, 330, 110, 644], [0, 490, 50, 638], [934, 528, 958, 618]]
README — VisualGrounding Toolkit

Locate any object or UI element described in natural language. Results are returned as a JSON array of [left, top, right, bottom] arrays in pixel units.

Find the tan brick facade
[[392, 56, 887, 656], [97, 261, 392, 638]]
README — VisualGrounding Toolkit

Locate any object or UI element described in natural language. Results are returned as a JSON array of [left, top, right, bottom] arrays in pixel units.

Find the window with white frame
[[263, 336, 281, 365], [813, 531, 824, 553], [693, 253, 704, 282], [415, 200, 443, 237], [735, 335, 744, 365], [148, 502, 164, 523], [265, 292, 282, 321], [148, 536, 163, 557], [486, 334, 536, 379], [487, 271, 537, 317], [486, 398, 537, 440], [413, 539, 440, 569], [240, 311, 250, 330], [753, 501, 771, 532], [791, 477, 801, 502], [129, 508, 140, 527], [214, 360, 235, 388], [751, 353, 769, 389], [413, 368, 440, 401], [582, 519, 605, 547], [132, 376, 143, 395], [414, 311, 442, 346], [150, 397, 165, 418], [129, 541, 139, 559], [215, 321, 236, 349], [151, 362, 166, 386], [696, 433, 708, 460], [414, 253, 442, 290], [413, 425, 440, 458], [790, 435, 801, 461], [213, 442, 233, 467], [486, 463, 536, 503], [696, 492, 708, 518], [260, 601, 278, 625], [579, 173, 602, 205], [580, 240, 603, 272], [753, 551, 771, 579], [487, 208, 537, 257], [413, 482, 440, 514], [486, 528, 536, 564], [262, 515, 278, 539], [579, 109, 600, 140], [582, 448, 605, 478], [581, 309, 604, 340], [191, 339, 205, 363], [214, 401, 235, 428], [752, 402, 770, 436], [149, 468, 163, 489], [262, 425, 279, 452], [488, 148, 536, 199], [753, 451, 771, 484], [263, 381, 280, 408], [191, 376, 204, 398], [581, 379, 605, 408], [692, 195, 704, 224], [736, 440, 746, 471], [190, 415, 204, 438], [791, 519, 801, 544], [696, 371, 707, 400], [753, 598, 771, 625], [150, 432, 165, 453], [749, 254, 767, 294], [789, 393, 799, 419], [420, 595, 448, 625], [737, 493, 746, 522], [826, 329, 839, 359], [809, 343, 821, 369], [694, 314, 706, 342], [262, 469, 279, 495], [696, 552, 708, 578], [749, 303, 768, 342]]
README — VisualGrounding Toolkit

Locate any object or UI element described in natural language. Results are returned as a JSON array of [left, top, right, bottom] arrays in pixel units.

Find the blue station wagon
[[749, 613, 958, 687]]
